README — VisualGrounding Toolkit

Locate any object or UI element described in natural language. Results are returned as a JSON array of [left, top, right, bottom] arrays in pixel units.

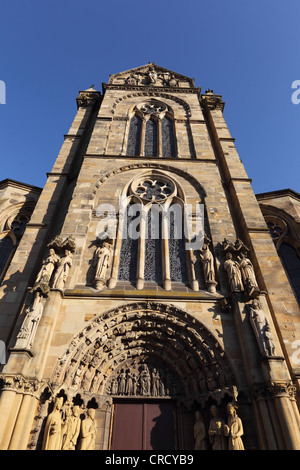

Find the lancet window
[[126, 100, 176, 158], [264, 214, 300, 303], [0, 212, 31, 282]]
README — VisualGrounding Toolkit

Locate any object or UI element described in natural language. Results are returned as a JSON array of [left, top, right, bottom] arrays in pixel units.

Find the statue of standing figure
[[224, 402, 245, 450], [194, 411, 207, 450], [199, 243, 217, 293], [249, 299, 277, 356], [52, 249, 73, 291], [16, 292, 44, 350], [237, 252, 259, 297], [78, 408, 97, 450], [35, 248, 60, 285], [223, 252, 244, 293], [208, 404, 227, 450], [61, 405, 81, 450], [42, 396, 64, 450], [93, 241, 112, 290]]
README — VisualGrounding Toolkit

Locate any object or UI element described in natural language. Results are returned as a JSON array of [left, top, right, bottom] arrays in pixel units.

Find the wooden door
[[110, 401, 175, 450]]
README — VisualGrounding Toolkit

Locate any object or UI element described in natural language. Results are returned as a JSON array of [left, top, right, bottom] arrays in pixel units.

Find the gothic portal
[[0, 63, 299, 450]]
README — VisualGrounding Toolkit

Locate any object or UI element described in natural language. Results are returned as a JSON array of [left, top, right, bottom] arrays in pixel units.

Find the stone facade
[[0, 64, 299, 450]]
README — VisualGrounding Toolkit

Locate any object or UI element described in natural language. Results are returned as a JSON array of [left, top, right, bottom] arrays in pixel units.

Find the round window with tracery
[[130, 175, 176, 202], [265, 216, 287, 240]]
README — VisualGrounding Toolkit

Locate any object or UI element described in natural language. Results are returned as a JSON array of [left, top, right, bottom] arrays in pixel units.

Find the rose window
[[131, 177, 175, 202]]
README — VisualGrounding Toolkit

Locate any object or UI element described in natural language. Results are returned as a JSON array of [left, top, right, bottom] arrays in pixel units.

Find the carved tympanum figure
[[223, 252, 244, 293], [140, 364, 151, 396], [224, 402, 244, 450], [208, 405, 227, 450], [194, 411, 207, 450]]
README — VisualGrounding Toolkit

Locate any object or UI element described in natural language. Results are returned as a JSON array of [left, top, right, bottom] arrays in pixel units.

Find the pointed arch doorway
[[52, 301, 238, 450], [110, 399, 175, 450]]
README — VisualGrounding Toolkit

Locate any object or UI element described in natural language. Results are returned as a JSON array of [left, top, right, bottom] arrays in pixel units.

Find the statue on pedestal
[[93, 241, 112, 290], [194, 411, 207, 450]]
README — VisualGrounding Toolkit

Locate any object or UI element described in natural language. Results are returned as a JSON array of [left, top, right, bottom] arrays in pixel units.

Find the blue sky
[[1, 0, 300, 195]]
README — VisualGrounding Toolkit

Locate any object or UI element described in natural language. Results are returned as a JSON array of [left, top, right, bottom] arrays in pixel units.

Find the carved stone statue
[[81, 365, 94, 390], [42, 396, 64, 450], [125, 370, 134, 395], [264, 324, 276, 356], [199, 243, 217, 293], [249, 299, 277, 356], [78, 408, 96, 450], [237, 252, 259, 297], [90, 370, 101, 394], [61, 405, 81, 450], [224, 402, 244, 450], [140, 364, 151, 396], [93, 242, 112, 290], [208, 404, 227, 450], [223, 252, 244, 293], [194, 411, 207, 450], [35, 248, 59, 285], [148, 66, 157, 84], [52, 249, 73, 290], [16, 292, 44, 350]]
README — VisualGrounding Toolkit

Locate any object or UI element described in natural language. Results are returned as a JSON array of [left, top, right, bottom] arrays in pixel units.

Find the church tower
[[0, 63, 299, 450]]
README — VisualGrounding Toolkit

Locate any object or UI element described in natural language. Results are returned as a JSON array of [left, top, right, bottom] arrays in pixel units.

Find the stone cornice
[[102, 83, 201, 95]]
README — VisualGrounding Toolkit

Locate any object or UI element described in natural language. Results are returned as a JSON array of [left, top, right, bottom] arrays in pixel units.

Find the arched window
[[118, 203, 139, 282], [279, 243, 300, 303], [0, 234, 14, 278], [264, 214, 300, 304], [161, 116, 176, 159], [0, 210, 31, 283], [126, 115, 142, 156], [144, 118, 158, 157], [110, 173, 195, 292], [126, 100, 176, 158]]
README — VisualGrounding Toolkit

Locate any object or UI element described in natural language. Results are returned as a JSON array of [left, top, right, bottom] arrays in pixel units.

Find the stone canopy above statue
[[107, 63, 196, 89]]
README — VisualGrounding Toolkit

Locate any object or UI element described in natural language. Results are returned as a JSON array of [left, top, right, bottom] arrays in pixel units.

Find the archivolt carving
[[111, 91, 191, 118], [52, 302, 237, 407], [92, 162, 207, 200]]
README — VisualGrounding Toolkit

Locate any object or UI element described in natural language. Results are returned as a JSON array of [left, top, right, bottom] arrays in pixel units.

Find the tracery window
[[0, 235, 14, 278], [264, 214, 300, 304], [113, 173, 191, 290], [126, 100, 176, 158], [0, 212, 31, 282]]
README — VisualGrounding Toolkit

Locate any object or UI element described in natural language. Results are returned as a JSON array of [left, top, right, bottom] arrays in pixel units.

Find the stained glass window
[[0, 236, 14, 277], [168, 209, 188, 283], [144, 119, 158, 157], [118, 205, 139, 282], [126, 115, 142, 156], [162, 116, 175, 158], [144, 209, 162, 282]]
